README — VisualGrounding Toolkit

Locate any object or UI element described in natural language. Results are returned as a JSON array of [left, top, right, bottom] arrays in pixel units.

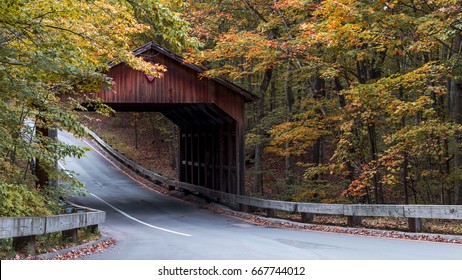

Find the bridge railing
[[88, 130, 462, 233], [0, 205, 105, 254]]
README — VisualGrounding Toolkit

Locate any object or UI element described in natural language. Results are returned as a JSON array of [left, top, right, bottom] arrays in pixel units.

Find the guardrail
[[88, 130, 462, 233], [87, 130, 170, 186], [175, 181, 462, 232], [0, 206, 105, 254]]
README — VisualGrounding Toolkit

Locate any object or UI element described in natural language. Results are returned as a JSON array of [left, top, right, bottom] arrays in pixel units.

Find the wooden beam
[[408, 218, 424, 232], [219, 125, 225, 192], [179, 126, 186, 183], [212, 126, 217, 190], [266, 208, 277, 218], [344, 205, 405, 217], [13, 235, 36, 255], [301, 213, 314, 223], [237, 123, 245, 195], [62, 229, 78, 242], [189, 126, 194, 185], [196, 126, 201, 186], [227, 124, 233, 194], [347, 216, 363, 227]]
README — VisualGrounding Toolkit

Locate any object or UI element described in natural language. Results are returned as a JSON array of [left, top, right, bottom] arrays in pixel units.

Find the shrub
[[0, 183, 52, 217]]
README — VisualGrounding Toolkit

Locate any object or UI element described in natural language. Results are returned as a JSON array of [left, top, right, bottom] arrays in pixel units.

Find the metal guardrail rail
[[88, 130, 462, 233]]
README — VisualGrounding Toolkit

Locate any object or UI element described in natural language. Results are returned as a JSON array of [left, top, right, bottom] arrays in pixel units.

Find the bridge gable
[[97, 42, 255, 124]]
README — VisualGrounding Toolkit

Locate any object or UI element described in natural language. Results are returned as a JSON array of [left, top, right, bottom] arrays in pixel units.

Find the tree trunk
[[452, 32, 462, 205], [403, 152, 409, 204], [402, 113, 409, 205], [35, 126, 57, 189], [367, 124, 383, 203], [443, 138, 451, 204], [453, 77, 462, 204], [335, 77, 346, 108], [335, 76, 355, 183], [312, 138, 321, 170], [284, 64, 294, 185], [35, 125, 48, 189], [312, 75, 326, 179], [399, 87, 409, 204], [253, 67, 273, 194], [270, 80, 276, 112]]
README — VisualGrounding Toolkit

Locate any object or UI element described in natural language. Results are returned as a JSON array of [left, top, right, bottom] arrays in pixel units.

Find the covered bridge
[[94, 42, 256, 195]]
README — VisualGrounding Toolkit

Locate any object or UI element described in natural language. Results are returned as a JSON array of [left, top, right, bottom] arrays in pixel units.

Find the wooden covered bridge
[[94, 42, 256, 195]]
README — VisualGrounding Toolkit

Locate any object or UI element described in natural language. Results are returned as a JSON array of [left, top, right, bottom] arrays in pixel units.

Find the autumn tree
[[0, 0, 191, 215], [186, 0, 462, 205]]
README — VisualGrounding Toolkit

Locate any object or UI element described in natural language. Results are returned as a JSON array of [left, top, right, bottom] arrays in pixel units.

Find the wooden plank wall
[[98, 51, 245, 125], [179, 123, 241, 195]]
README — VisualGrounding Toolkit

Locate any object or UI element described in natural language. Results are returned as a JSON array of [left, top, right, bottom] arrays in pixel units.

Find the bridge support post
[[408, 218, 424, 232], [301, 213, 314, 223], [347, 215, 362, 227]]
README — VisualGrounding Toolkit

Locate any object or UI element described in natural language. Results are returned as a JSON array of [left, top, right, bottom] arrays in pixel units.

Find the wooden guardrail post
[[13, 235, 36, 255], [347, 216, 362, 227], [301, 213, 314, 223], [89, 224, 99, 234], [408, 218, 424, 232], [239, 204, 249, 212], [167, 183, 176, 191], [62, 229, 78, 242], [266, 208, 277, 218]]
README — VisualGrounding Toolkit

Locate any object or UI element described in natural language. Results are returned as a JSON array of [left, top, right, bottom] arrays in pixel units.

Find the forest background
[[2, 0, 462, 220]]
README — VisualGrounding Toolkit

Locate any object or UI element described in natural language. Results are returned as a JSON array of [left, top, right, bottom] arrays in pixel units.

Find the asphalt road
[[59, 131, 462, 260]]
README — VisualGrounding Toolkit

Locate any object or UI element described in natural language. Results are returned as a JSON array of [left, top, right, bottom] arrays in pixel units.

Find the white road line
[[89, 193, 192, 237], [59, 161, 191, 237], [58, 161, 71, 176], [59, 135, 192, 237], [79, 138, 162, 194]]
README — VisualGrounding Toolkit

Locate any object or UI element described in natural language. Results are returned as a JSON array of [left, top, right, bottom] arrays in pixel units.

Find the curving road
[[60, 131, 462, 260]]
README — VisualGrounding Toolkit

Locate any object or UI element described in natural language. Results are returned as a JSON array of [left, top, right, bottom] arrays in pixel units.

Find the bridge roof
[[110, 42, 257, 103]]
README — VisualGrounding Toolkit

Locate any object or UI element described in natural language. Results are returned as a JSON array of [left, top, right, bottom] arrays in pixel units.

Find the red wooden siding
[[98, 52, 245, 124]]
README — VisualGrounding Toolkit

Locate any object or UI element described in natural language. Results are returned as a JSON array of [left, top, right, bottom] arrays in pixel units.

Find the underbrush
[[0, 183, 53, 217], [0, 227, 100, 259]]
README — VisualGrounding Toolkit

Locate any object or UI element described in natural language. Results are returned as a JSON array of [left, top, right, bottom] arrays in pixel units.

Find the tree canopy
[[0, 0, 194, 215], [2, 0, 462, 214], [186, 0, 462, 205]]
